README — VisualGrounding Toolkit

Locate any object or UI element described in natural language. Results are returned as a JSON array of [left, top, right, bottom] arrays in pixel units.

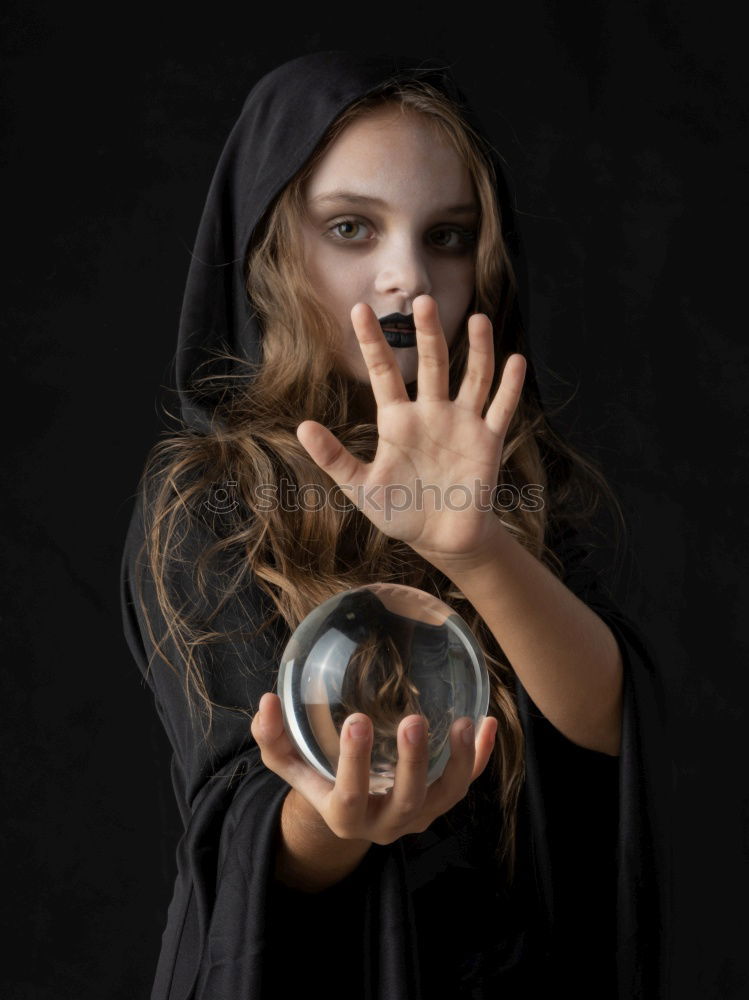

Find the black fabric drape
[[120, 50, 672, 998], [121, 493, 671, 999]]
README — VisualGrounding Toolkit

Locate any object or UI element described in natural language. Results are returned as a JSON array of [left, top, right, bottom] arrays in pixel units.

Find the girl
[[121, 50, 671, 999]]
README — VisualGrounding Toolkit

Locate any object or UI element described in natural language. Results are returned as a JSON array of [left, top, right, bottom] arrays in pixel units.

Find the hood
[[175, 49, 538, 434]]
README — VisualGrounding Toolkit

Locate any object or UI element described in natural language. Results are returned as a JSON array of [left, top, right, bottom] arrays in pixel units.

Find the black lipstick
[[378, 312, 417, 349]]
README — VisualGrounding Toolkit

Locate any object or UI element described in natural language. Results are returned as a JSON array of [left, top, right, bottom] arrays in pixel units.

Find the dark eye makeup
[[324, 216, 477, 252]]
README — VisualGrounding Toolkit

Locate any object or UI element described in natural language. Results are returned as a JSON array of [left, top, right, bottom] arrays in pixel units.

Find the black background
[[3, 2, 747, 997]]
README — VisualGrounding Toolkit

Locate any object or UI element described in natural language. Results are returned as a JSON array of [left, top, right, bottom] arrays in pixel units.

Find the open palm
[[296, 294, 526, 568]]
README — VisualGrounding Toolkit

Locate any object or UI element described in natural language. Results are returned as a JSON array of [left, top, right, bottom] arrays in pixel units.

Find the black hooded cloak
[[120, 50, 673, 999]]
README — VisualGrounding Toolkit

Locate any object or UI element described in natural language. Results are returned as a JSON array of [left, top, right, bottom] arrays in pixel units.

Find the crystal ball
[[277, 583, 490, 795]]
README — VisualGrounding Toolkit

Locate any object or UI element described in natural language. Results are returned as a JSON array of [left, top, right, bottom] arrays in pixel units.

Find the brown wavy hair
[[132, 76, 625, 883]]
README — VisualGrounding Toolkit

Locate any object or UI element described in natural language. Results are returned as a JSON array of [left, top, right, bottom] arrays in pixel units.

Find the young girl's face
[[300, 105, 479, 387]]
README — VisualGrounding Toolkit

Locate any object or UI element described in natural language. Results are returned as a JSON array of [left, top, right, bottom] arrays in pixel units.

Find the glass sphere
[[277, 583, 490, 795]]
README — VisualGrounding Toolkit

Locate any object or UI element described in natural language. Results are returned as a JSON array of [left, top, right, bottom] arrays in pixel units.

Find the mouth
[[378, 312, 417, 348]]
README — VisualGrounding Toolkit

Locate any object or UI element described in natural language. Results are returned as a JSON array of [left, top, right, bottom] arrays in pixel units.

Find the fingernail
[[405, 721, 424, 745], [349, 720, 369, 741], [461, 722, 474, 746]]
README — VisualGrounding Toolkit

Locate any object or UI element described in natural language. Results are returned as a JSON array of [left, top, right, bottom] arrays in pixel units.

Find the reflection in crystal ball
[[277, 583, 490, 795]]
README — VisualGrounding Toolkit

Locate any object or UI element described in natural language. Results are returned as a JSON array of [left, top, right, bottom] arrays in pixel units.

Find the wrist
[[286, 787, 372, 846], [275, 787, 373, 894], [418, 518, 510, 581]]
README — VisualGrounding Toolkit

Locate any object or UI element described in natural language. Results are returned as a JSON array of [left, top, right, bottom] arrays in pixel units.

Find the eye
[[430, 227, 477, 251], [326, 218, 371, 242], [323, 217, 477, 251]]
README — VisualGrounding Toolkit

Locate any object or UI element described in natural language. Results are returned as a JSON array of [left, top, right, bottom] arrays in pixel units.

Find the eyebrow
[[310, 190, 480, 216]]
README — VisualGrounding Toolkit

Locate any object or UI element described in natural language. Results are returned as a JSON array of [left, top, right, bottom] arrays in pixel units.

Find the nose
[[373, 234, 432, 303]]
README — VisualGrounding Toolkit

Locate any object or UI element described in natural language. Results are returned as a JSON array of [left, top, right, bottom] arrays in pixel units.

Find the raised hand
[[296, 294, 526, 570]]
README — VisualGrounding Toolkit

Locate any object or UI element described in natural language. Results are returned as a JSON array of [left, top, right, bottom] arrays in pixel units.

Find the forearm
[[431, 524, 623, 756], [274, 787, 373, 893]]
